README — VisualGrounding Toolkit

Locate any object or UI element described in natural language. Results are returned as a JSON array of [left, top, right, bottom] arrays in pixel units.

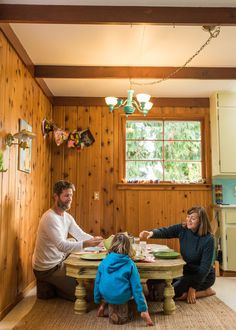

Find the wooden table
[[64, 252, 185, 315]]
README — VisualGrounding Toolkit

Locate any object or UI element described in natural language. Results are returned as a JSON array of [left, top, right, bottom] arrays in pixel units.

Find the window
[[125, 119, 203, 183]]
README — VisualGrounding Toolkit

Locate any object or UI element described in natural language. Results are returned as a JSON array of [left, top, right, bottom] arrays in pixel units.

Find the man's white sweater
[[32, 209, 93, 271]]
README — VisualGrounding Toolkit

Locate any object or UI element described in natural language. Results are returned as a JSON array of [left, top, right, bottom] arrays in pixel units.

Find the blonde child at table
[[94, 233, 153, 326]]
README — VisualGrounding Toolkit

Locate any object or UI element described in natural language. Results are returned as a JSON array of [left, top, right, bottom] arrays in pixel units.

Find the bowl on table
[[153, 251, 180, 259], [103, 235, 115, 250]]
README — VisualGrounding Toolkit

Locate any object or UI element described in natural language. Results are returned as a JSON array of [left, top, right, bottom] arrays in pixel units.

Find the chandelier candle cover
[[105, 89, 153, 115]]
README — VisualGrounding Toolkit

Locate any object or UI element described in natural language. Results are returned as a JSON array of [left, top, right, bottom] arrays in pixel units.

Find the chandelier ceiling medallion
[[105, 25, 221, 116]]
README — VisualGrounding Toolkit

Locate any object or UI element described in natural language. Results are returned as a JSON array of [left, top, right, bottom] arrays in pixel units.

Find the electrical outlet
[[94, 191, 100, 200]]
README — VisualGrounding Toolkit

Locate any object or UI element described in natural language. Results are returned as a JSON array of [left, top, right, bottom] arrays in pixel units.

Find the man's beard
[[57, 199, 71, 211]]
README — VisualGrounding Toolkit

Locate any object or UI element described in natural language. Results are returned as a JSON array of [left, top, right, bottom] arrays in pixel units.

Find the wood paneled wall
[[0, 31, 52, 319], [52, 105, 213, 253]]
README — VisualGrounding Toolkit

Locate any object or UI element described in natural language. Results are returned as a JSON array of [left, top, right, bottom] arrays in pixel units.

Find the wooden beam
[[35, 66, 236, 80], [0, 5, 236, 25], [35, 78, 54, 101], [52, 97, 209, 107]]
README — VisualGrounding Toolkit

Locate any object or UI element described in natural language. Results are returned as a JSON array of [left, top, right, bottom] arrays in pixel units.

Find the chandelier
[[105, 25, 220, 116], [105, 89, 153, 115]]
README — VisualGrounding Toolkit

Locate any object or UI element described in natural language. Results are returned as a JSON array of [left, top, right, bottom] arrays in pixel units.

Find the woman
[[94, 233, 153, 326], [139, 206, 216, 304]]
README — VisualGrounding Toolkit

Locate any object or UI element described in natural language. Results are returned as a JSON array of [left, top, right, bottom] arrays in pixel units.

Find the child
[[94, 233, 154, 326]]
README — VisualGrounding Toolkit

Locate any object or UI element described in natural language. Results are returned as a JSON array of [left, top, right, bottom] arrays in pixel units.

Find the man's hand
[[187, 287, 196, 304], [94, 236, 104, 247], [83, 237, 103, 248], [139, 230, 153, 239]]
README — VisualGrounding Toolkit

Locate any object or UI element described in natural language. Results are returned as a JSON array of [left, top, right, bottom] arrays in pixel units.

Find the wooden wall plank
[[64, 106, 78, 217], [86, 106, 101, 236], [75, 106, 89, 231], [100, 106, 114, 236]]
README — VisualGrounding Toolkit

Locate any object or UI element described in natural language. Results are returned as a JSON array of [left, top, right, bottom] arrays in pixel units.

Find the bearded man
[[33, 180, 103, 300]]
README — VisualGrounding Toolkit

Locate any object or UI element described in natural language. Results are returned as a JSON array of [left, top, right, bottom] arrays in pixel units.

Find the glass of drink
[[140, 241, 147, 256], [133, 237, 141, 256]]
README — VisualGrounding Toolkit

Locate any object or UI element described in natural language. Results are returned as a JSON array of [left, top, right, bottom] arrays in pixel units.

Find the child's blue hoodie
[[94, 252, 147, 312]]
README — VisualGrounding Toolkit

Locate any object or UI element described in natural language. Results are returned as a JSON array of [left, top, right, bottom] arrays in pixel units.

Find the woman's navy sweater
[[152, 224, 215, 289]]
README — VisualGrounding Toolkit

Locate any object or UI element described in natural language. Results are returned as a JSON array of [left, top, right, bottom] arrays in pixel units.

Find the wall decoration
[[18, 119, 33, 173], [42, 118, 95, 151]]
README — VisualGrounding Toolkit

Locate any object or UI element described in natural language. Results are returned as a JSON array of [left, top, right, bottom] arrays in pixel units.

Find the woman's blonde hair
[[109, 233, 133, 257], [186, 206, 213, 236]]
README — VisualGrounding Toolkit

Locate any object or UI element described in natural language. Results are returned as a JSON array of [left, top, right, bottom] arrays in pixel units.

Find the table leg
[[163, 279, 176, 315], [74, 279, 87, 314]]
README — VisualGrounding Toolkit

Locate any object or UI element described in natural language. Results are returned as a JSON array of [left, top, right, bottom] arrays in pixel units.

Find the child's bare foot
[[97, 303, 106, 317], [141, 311, 154, 326]]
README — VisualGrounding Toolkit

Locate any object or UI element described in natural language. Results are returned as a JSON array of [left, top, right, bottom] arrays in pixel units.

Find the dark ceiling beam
[[52, 97, 209, 108], [0, 5, 236, 25], [35, 66, 236, 80]]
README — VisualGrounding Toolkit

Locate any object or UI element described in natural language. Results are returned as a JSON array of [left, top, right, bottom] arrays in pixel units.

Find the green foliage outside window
[[126, 120, 202, 182]]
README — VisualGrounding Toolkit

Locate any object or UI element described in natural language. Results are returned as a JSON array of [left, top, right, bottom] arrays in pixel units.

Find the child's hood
[[107, 252, 131, 273]]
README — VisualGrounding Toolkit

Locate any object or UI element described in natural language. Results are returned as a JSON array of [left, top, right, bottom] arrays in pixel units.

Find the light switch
[[234, 186, 236, 196], [94, 191, 100, 200]]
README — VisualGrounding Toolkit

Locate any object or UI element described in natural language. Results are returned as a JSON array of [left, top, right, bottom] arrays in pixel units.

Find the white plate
[[84, 246, 102, 252]]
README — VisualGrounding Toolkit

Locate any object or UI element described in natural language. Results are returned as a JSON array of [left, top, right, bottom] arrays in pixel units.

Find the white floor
[[0, 277, 236, 330]]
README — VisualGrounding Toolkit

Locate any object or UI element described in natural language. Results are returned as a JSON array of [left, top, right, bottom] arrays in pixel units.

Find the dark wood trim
[[0, 23, 34, 76], [35, 65, 236, 80], [35, 78, 54, 102], [0, 5, 236, 25], [116, 183, 212, 191], [220, 270, 236, 277], [52, 96, 209, 107]]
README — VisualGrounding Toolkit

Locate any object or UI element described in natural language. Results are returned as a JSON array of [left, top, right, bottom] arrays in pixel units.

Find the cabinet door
[[218, 107, 236, 173], [226, 227, 236, 271]]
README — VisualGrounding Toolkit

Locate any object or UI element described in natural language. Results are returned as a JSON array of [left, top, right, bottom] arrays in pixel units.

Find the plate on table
[[80, 253, 107, 261], [153, 251, 180, 259], [84, 246, 103, 252]]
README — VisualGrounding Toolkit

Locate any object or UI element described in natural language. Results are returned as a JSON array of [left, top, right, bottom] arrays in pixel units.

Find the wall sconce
[[5, 129, 36, 150]]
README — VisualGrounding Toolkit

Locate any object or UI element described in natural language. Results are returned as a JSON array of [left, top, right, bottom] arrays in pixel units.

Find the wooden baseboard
[[0, 280, 36, 321], [214, 260, 220, 277], [220, 270, 236, 277]]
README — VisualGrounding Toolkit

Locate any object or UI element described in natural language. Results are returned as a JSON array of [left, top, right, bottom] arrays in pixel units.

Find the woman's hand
[[139, 230, 153, 239], [187, 287, 196, 304]]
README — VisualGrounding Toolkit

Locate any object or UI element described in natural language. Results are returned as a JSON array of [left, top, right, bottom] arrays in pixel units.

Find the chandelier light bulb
[[136, 93, 151, 103], [144, 101, 153, 111], [105, 97, 118, 106]]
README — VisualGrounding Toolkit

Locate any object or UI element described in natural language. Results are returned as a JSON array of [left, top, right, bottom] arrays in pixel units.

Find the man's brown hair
[[53, 180, 75, 196]]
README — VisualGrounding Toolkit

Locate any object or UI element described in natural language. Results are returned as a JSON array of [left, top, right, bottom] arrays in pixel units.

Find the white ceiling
[[1, 1, 236, 6], [2, 0, 236, 98]]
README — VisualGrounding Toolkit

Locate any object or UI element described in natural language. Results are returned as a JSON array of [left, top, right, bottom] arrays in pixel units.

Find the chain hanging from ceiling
[[130, 25, 221, 87]]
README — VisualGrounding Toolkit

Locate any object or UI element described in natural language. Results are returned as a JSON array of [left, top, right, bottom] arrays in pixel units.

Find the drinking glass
[[140, 241, 147, 256], [133, 237, 141, 256]]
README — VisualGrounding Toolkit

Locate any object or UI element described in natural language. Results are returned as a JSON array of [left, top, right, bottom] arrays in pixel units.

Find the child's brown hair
[[109, 233, 133, 257]]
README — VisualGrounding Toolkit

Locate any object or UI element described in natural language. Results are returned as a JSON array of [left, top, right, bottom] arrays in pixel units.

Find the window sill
[[116, 183, 212, 191]]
